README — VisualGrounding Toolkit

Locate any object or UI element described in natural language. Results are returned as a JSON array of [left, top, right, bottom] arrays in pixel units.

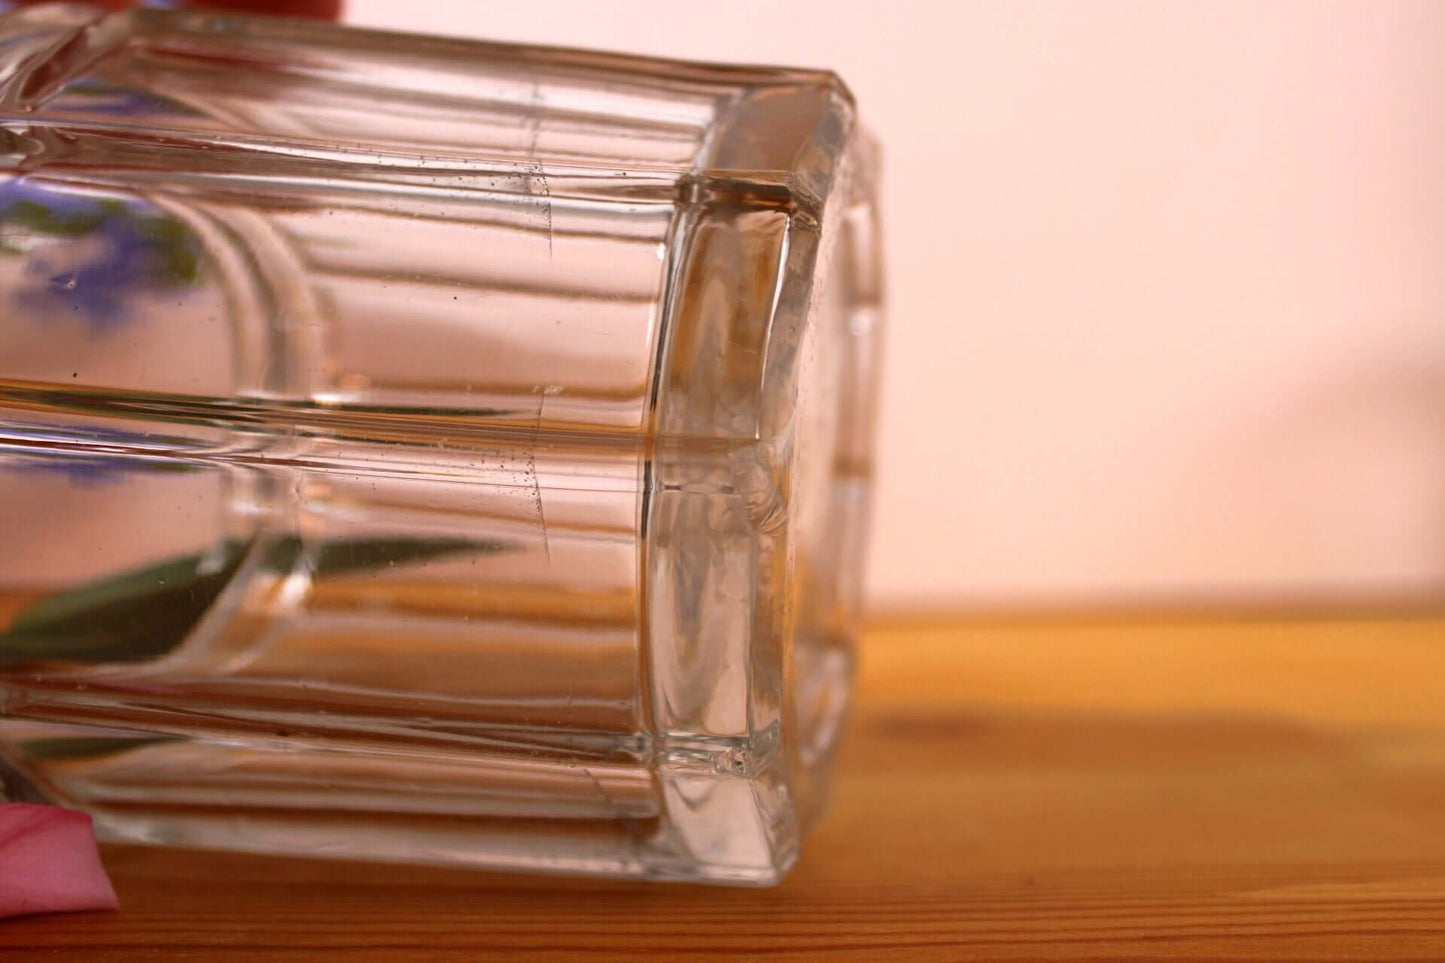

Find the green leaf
[[1, 540, 251, 668], [312, 536, 503, 576], [0, 535, 506, 668], [17, 735, 181, 761], [11, 540, 247, 631]]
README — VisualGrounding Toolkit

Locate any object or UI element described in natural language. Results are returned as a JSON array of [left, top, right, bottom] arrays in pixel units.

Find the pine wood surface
[[6, 613, 1445, 960]]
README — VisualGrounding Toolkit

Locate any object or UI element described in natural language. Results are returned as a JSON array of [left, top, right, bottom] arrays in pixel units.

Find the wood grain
[[5, 613, 1445, 960]]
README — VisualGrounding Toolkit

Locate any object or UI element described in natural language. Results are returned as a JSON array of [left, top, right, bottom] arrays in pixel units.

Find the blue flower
[[0, 179, 201, 329]]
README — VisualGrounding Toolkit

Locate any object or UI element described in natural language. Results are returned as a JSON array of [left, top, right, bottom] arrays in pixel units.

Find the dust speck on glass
[[0, 4, 882, 884]]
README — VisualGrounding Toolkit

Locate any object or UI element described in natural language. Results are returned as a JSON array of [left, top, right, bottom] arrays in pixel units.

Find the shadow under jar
[[0, 4, 882, 884]]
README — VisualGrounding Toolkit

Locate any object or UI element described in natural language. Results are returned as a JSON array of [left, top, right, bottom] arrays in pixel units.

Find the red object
[[0, 805, 118, 921]]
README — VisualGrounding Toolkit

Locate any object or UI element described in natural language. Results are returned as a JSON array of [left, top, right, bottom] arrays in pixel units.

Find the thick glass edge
[[641, 85, 876, 882], [0, 5, 853, 183]]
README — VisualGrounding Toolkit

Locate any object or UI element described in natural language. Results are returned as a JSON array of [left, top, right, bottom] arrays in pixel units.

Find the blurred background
[[336, 0, 1445, 615], [18, 0, 1437, 615]]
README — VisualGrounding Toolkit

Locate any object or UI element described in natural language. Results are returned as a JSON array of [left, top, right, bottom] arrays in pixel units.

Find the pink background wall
[[348, 0, 1445, 611]]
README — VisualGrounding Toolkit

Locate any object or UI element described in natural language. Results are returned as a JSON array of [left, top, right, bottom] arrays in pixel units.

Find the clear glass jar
[[0, 4, 882, 884]]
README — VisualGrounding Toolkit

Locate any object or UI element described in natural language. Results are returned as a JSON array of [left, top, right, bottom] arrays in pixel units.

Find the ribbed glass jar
[[0, 4, 882, 884]]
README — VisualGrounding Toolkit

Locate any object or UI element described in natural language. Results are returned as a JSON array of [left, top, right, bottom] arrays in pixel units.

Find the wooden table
[[8, 613, 1445, 960]]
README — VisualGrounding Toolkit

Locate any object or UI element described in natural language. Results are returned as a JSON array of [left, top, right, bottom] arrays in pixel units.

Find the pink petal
[[0, 804, 118, 920]]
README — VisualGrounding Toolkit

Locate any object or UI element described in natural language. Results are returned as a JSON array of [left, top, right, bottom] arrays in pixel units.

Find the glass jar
[[0, 4, 882, 884]]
